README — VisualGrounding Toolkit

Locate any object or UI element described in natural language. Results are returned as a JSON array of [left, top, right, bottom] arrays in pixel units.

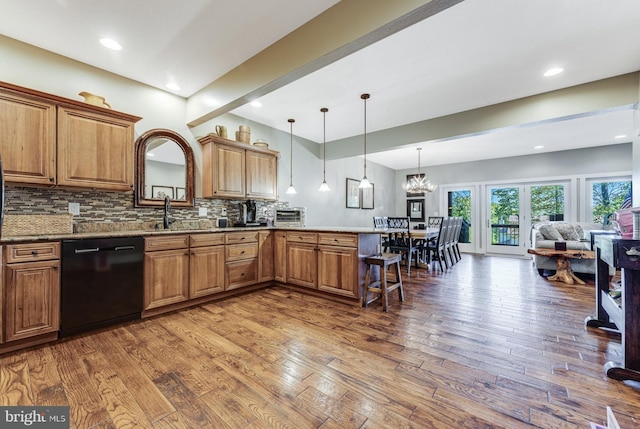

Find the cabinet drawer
[[5, 242, 60, 263], [190, 233, 225, 248], [225, 231, 259, 244], [145, 235, 189, 251], [226, 259, 259, 289], [286, 231, 318, 245], [318, 233, 358, 248], [226, 243, 258, 261]]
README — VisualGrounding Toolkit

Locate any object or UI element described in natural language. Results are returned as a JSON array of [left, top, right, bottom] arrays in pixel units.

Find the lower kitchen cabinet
[[225, 231, 259, 290], [274, 231, 287, 282], [189, 233, 225, 298], [317, 245, 358, 298], [2, 242, 61, 343], [144, 235, 190, 310], [258, 230, 274, 282], [286, 231, 318, 289]]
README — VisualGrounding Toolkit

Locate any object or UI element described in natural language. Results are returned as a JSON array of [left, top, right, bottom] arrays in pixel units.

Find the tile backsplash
[[5, 186, 287, 230]]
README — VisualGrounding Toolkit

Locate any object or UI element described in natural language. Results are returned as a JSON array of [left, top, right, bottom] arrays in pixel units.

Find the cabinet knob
[[31, 250, 39, 255], [49, 177, 54, 182]]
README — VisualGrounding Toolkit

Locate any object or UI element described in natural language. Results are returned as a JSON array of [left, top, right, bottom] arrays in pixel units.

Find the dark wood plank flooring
[[1, 255, 639, 428]]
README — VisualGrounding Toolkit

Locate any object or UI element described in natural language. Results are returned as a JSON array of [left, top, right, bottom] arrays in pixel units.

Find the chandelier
[[403, 147, 437, 193]]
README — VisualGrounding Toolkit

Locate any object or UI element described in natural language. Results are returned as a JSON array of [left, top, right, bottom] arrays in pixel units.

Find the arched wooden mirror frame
[[135, 128, 195, 208]]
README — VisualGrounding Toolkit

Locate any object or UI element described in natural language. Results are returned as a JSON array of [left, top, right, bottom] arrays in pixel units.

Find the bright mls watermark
[[0, 407, 69, 428]]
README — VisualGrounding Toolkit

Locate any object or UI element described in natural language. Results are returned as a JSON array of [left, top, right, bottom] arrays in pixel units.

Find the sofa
[[530, 221, 611, 276]]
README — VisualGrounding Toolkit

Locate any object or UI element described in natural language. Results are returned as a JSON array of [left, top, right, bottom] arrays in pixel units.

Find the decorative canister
[[78, 91, 111, 109], [215, 125, 228, 139], [238, 125, 251, 144]]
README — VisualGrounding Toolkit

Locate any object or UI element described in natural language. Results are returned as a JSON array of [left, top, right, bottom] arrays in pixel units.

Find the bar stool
[[363, 253, 404, 312]]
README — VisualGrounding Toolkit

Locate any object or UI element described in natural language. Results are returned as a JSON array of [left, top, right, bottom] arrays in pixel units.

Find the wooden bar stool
[[363, 253, 404, 312]]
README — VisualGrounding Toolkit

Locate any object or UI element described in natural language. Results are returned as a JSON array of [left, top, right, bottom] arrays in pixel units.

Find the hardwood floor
[[1, 255, 639, 428]]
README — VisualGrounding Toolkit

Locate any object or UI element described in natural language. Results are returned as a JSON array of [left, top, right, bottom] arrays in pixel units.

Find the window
[[530, 184, 565, 223], [590, 179, 631, 223]]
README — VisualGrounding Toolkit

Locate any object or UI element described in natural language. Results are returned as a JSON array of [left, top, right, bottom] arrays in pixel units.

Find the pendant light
[[286, 118, 297, 194], [403, 147, 437, 193], [359, 93, 372, 189], [318, 107, 330, 192]]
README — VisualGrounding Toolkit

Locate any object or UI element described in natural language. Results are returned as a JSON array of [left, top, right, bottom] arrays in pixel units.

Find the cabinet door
[[286, 242, 317, 289], [226, 259, 259, 290], [4, 260, 60, 342], [258, 231, 274, 282], [144, 249, 190, 310], [190, 245, 225, 298], [274, 231, 287, 282], [212, 144, 245, 198], [0, 90, 56, 185], [246, 151, 277, 200], [57, 106, 135, 191], [318, 245, 359, 299]]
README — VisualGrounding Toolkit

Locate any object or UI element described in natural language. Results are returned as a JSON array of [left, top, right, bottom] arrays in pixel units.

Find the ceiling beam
[[186, 0, 464, 127], [326, 71, 640, 159]]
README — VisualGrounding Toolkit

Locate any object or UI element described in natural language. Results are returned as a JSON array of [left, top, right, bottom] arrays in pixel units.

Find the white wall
[[1, 35, 397, 228]]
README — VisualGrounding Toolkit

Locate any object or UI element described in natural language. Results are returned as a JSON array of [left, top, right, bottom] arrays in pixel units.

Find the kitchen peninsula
[[0, 224, 383, 354]]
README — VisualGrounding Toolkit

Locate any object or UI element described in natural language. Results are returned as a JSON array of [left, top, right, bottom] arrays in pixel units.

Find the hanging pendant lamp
[[286, 118, 297, 194], [318, 107, 330, 192], [359, 93, 372, 189], [403, 147, 437, 193]]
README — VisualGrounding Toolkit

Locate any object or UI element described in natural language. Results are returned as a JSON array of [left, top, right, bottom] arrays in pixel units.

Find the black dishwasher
[[60, 236, 144, 337]]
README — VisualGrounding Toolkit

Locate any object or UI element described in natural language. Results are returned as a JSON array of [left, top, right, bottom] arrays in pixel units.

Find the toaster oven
[[274, 207, 305, 227]]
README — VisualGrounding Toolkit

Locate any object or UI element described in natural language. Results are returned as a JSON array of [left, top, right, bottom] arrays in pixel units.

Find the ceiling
[[2, 0, 640, 170]]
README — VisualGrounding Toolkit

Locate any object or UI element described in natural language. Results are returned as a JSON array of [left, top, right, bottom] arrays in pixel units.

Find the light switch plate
[[221, 208, 227, 216], [68, 202, 80, 215], [198, 207, 207, 217]]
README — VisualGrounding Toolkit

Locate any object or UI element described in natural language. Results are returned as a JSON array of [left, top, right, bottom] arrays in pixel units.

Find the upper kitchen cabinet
[[198, 134, 279, 200], [0, 82, 141, 191]]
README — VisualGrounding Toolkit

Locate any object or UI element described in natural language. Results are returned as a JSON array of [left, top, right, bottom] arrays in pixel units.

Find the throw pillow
[[554, 222, 581, 241], [538, 224, 564, 241]]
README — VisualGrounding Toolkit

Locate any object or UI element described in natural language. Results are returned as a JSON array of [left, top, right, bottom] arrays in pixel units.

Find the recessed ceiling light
[[250, 101, 262, 108], [614, 134, 628, 139], [543, 67, 564, 77], [99, 38, 122, 51], [534, 145, 544, 149], [166, 83, 180, 91], [146, 152, 155, 157]]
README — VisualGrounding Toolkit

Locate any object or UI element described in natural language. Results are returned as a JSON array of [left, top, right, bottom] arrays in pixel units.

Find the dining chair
[[452, 217, 463, 262], [386, 216, 421, 275], [427, 217, 450, 270]]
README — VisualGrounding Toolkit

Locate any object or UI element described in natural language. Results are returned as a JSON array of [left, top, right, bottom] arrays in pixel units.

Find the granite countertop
[[0, 223, 388, 243]]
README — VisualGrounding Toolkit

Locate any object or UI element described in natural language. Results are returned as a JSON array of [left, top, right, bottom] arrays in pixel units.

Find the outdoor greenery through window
[[448, 190, 471, 243], [591, 180, 632, 223], [531, 185, 565, 223]]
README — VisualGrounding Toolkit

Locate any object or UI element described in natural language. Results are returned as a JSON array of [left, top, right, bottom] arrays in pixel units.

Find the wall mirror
[[135, 128, 195, 207]]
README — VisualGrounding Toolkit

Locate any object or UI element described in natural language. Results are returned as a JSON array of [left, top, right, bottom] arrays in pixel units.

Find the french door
[[485, 182, 569, 256], [486, 185, 525, 255], [446, 187, 476, 253]]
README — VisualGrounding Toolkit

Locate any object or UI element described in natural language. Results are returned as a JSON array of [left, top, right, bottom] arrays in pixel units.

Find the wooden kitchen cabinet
[[57, 106, 137, 191], [189, 233, 225, 299], [199, 135, 278, 200], [318, 235, 359, 299], [259, 230, 274, 282], [0, 82, 141, 190], [0, 88, 57, 185], [3, 242, 60, 343], [144, 235, 190, 310], [286, 231, 318, 289], [246, 151, 278, 200], [274, 231, 287, 282], [225, 231, 259, 290]]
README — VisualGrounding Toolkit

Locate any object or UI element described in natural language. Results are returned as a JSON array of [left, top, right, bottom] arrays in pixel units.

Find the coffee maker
[[238, 200, 258, 226]]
